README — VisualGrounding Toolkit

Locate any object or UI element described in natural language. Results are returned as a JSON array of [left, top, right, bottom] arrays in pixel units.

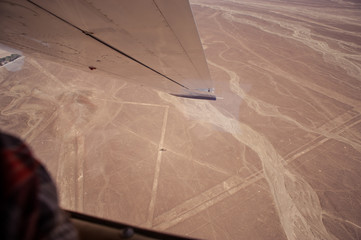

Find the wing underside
[[0, 0, 215, 98]]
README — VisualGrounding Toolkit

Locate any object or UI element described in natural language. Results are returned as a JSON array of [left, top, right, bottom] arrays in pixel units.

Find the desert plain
[[1, 0, 361, 239]]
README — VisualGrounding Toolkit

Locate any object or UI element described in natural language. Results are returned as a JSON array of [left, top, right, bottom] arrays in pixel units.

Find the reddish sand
[[1, 0, 361, 239]]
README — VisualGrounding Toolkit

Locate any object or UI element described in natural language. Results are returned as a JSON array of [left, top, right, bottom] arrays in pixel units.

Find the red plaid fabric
[[0, 132, 77, 240]]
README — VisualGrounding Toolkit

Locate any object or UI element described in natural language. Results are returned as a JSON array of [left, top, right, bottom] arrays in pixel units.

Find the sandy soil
[[1, 0, 361, 239]]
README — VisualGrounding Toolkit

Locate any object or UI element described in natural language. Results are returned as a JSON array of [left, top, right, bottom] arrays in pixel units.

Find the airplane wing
[[0, 0, 215, 99]]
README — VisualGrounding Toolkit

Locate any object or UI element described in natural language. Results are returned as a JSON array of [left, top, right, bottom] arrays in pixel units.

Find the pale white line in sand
[[146, 105, 169, 227], [91, 97, 168, 108], [323, 212, 361, 230], [153, 173, 262, 230], [76, 134, 85, 212]]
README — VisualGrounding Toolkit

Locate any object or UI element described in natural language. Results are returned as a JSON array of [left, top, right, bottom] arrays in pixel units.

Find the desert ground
[[1, 0, 361, 239]]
